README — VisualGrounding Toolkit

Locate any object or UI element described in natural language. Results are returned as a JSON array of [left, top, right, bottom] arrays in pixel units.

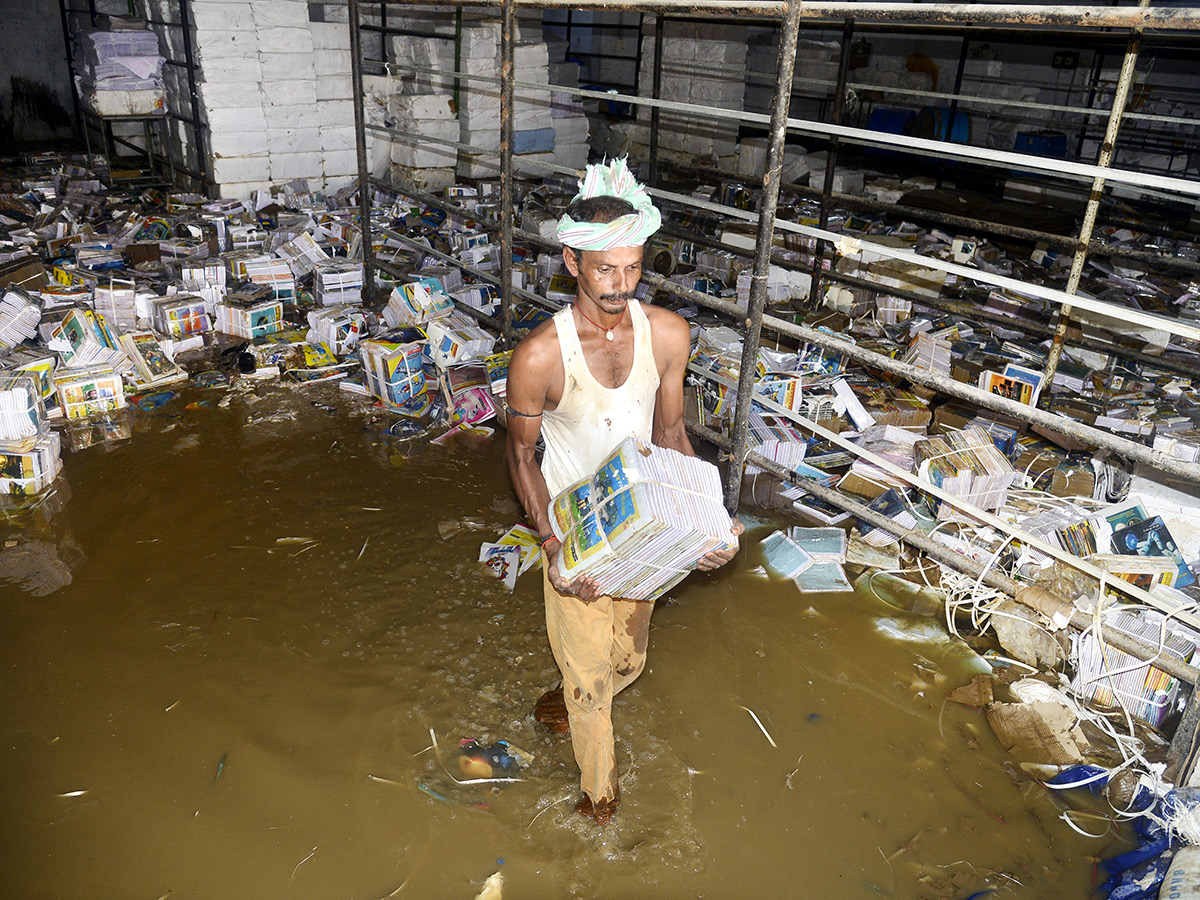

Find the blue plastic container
[[1014, 130, 1068, 158]]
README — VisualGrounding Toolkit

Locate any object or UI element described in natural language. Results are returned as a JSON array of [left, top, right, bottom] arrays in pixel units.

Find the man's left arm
[[649, 309, 743, 571]]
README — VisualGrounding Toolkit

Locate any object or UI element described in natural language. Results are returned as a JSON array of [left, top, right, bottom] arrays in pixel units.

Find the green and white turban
[[555, 158, 662, 251]]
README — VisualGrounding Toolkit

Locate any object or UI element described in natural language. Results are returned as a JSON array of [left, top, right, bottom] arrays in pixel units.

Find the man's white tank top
[[540, 299, 660, 496]]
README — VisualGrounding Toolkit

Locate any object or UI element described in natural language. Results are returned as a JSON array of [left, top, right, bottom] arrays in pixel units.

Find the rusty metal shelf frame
[[349, 0, 1200, 508]]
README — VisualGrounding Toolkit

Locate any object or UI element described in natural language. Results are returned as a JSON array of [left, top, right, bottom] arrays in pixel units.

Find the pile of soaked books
[[549, 437, 736, 601], [915, 426, 1016, 518]]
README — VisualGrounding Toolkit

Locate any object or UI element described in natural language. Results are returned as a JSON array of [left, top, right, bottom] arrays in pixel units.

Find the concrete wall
[[0, 0, 76, 147]]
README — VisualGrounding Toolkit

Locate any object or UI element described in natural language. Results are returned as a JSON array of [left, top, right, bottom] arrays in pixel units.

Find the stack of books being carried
[[549, 438, 736, 602]]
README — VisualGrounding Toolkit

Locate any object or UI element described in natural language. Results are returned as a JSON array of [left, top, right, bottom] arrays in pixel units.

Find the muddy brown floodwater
[[1, 380, 1126, 899]]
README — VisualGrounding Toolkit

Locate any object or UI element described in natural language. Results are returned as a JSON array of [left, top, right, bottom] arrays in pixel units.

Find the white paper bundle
[[306, 305, 365, 355], [244, 258, 296, 302], [915, 426, 1017, 519], [0, 289, 42, 352], [0, 373, 46, 441], [425, 310, 497, 368], [48, 308, 130, 373], [214, 297, 284, 340], [314, 260, 364, 306], [359, 336, 427, 408], [275, 231, 330, 278], [549, 438, 736, 601], [93, 281, 137, 333], [383, 280, 454, 328], [149, 295, 212, 338]]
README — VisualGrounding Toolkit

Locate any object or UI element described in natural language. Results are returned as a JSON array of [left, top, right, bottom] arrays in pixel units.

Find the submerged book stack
[[306, 306, 366, 356], [54, 365, 126, 419], [915, 426, 1017, 519], [549, 438, 736, 602], [0, 430, 63, 496]]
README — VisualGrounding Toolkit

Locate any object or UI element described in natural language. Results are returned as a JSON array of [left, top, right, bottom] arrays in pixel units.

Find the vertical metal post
[[58, 0, 85, 145], [722, 0, 802, 513], [1041, 0, 1147, 396], [380, 0, 389, 67], [499, 0, 516, 346], [454, 8, 463, 112], [647, 13, 665, 188], [937, 32, 970, 191], [806, 17, 853, 309], [1074, 48, 1105, 161], [177, 0, 210, 196], [348, 0, 376, 303]]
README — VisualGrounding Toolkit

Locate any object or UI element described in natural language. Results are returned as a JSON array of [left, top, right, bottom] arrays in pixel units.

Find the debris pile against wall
[[4, 149, 1200, 878]]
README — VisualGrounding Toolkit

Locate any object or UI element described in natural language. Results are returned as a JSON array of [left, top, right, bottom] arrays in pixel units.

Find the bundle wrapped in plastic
[[549, 437, 736, 601]]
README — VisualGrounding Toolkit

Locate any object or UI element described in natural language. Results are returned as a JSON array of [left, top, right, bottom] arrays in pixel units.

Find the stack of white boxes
[[389, 93, 459, 192], [172, 0, 357, 198], [636, 19, 748, 168], [549, 58, 589, 171], [457, 16, 555, 179]]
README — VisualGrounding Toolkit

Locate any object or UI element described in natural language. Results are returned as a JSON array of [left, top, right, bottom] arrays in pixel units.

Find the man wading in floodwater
[[505, 159, 742, 826]]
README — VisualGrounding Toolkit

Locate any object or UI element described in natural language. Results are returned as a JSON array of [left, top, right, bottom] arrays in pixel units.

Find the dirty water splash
[[0, 385, 1117, 899]]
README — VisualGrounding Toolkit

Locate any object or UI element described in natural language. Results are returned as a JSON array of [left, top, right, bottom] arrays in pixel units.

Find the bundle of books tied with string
[[547, 438, 737, 602]]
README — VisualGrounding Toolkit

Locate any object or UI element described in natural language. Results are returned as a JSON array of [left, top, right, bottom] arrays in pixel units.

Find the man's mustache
[[600, 291, 636, 301]]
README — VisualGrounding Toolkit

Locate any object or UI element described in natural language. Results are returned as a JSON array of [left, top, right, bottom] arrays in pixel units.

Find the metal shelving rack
[[59, 0, 210, 193], [347, 0, 1200, 711]]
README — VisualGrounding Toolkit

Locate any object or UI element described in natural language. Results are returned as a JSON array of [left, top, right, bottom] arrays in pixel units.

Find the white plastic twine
[[551, 476, 732, 579]]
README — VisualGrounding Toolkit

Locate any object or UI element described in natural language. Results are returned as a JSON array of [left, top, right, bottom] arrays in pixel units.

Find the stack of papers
[[549, 438, 735, 602], [243, 258, 296, 303], [0, 348, 58, 414], [485, 350, 512, 401], [275, 232, 329, 278], [360, 333, 427, 409], [0, 373, 46, 441], [0, 288, 43, 351], [54, 365, 126, 419], [214, 296, 284, 340], [148, 295, 211, 338], [92, 281, 137, 333], [306, 306, 365, 355], [314, 260, 364, 306], [440, 363, 497, 426], [425, 310, 497, 368], [116, 331, 187, 388], [0, 430, 62, 496], [383, 279, 454, 328], [48, 308, 129, 372], [915, 426, 1017, 518]]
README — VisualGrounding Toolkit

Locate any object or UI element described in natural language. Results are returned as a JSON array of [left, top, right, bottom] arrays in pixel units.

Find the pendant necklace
[[576, 304, 626, 342]]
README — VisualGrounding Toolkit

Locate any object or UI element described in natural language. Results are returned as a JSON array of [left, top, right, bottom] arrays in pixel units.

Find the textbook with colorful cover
[[548, 438, 736, 602]]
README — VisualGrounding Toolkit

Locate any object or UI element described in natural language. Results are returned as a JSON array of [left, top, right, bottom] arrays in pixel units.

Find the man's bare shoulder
[[641, 303, 692, 355], [509, 315, 561, 379]]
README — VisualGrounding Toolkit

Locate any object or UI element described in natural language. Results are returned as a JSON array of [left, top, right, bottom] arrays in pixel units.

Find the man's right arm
[[505, 336, 555, 540], [505, 332, 603, 601]]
